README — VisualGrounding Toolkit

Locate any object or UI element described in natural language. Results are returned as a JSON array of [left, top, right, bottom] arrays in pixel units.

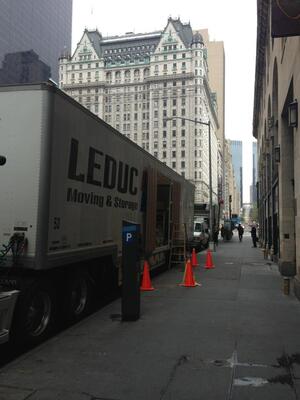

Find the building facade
[[0, 50, 51, 84], [59, 18, 221, 207], [199, 29, 226, 211], [224, 140, 240, 217], [229, 140, 243, 208], [251, 142, 258, 204], [253, 0, 300, 298], [0, 0, 73, 82]]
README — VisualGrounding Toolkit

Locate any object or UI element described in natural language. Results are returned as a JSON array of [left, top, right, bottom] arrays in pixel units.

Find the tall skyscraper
[[0, 0, 73, 82], [59, 18, 222, 207], [199, 29, 225, 208], [229, 140, 243, 207]]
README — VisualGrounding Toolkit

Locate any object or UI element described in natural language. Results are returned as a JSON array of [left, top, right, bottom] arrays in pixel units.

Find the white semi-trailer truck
[[0, 83, 194, 344]]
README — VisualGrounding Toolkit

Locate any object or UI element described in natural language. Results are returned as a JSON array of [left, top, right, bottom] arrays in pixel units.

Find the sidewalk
[[1, 233, 300, 400]]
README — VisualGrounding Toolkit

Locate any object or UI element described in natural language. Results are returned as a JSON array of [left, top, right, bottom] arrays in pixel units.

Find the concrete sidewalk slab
[[0, 235, 299, 400]]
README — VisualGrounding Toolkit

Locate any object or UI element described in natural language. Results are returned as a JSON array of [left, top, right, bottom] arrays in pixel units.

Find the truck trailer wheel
[[12, 281, 56, 345], [64, 270, 91, 322]]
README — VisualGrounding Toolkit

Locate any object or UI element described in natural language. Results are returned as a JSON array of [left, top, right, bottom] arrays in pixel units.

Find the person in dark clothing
[[237, 224, 244, 242], [220, 225, 225, 239], [251, 225, 257, 247], [213, 227, 219, 246]]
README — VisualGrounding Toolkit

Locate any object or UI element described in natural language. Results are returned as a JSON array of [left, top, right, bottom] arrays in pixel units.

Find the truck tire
[[12, 280, 56, 345], [63, 270, 91, 322]]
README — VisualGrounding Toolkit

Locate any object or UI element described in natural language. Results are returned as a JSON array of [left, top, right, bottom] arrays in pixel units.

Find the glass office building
[[0, 0, 72, 82], [229, 140, 243, 207]]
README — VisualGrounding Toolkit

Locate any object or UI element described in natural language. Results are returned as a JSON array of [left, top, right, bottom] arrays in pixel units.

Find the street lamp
[[164, 116, 215, 250]]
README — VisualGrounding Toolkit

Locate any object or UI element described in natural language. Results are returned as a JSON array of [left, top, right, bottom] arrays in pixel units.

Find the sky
[[72, 0, 257, 203]]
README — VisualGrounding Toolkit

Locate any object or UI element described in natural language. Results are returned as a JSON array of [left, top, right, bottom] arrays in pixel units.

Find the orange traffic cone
[[180, 259, 199, 287], [204, 249, 215, 269], [140, 260, 154, 291], [191, 248, 199, 267]]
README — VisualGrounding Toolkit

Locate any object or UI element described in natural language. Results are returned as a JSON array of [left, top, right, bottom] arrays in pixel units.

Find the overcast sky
[[72, 0, 257, 203]]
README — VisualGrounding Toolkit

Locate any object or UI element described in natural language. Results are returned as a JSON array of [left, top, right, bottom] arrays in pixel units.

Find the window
[[172, 130, 176, 137], [173, 54, 177, 59], [172, 140, 176, 147], [173, 99, 177, 106], [163, 131, 167, 138], [181, 140, 185, 147], [172, 162, 176, 168], [181, 150, 185, 157], [172, 109, 176, 116], [181, 161, 185, 168], [182, 53, 186, 58], [172, 151, 176, 157], [181, 109, 185, 116], [162, 151, 166, 158], [181, 130, 185, 137]]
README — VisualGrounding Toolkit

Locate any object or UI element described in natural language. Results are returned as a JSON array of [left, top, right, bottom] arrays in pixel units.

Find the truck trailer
[[0, 82, 194, 344]]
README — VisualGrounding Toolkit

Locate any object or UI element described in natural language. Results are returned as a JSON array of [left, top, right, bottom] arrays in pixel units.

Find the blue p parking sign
[[122, 224, 137, 244]]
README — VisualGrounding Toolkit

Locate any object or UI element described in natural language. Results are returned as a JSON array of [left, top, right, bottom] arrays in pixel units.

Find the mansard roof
[[86, 30, 103, 57], [81, 18, 198, 65], [169, 18, 194, 48], [101, 32, 160, 64], [192, 31, 204, 45]]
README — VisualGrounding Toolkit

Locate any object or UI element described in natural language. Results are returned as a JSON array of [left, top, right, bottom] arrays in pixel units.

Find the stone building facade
[[253, 0, 300, 298], [224, 140, 240, 217], [59, 18, 221, 207]]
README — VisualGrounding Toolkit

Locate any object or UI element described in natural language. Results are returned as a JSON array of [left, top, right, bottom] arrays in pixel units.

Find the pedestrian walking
[[237, 224, 244, 242], [220, 224, 225, 239], [251, 224, 257, 247], [213, 227, 219, 246]]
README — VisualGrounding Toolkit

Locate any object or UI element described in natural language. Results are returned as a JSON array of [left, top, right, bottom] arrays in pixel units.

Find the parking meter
[[121, 221, 141, 321]]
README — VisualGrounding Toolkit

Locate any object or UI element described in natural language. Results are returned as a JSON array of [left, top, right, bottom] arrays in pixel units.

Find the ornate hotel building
[[59, 18, 222, 206]]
